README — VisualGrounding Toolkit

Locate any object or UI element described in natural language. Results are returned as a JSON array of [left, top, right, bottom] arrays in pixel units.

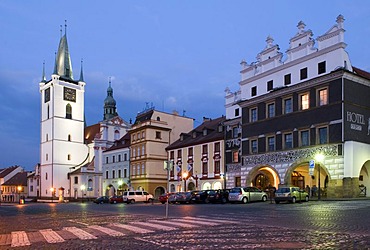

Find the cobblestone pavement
[[0, 200, 370, 249]]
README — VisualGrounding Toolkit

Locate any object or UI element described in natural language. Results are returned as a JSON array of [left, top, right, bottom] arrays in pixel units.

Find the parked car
[[228, 187, 268, 204], [159, 192, 174, 204], [175, 192, 193, 204], [207, 189, 230, 204], [93, 196, 110, 204], [190, 190, 210, 203], [109, 195, 124, 204], [168, 193, 178, 204], [274, 186, 309, 204], [122, 191, 154, 204]]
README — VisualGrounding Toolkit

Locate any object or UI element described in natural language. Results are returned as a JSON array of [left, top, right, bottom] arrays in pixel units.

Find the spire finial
[[79, 59, 84, 82], [41, 61, 46, 82], [109, 76, 112, 87], [64, 20, 67, 35], [60, 25, 62, 38]]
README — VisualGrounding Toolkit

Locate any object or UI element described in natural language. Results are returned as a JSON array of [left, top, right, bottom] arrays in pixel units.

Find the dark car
[[109, 195, 124, 204], [190, 190, 210, 203], [93, 196, 110, 204], [168, 192, 192, 204], [207, 189, 230, 204]]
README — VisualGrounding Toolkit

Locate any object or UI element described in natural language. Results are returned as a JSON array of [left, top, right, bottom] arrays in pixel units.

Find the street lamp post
[[182, 172, 188, 192], [50, 187, 55, 203], [17, 186, 22, 204], [80, 185, 86, 203]]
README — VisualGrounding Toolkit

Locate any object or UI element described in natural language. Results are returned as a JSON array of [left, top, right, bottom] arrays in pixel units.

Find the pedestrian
[[312, 185, 318, 197], [305, 185, 311, 197]]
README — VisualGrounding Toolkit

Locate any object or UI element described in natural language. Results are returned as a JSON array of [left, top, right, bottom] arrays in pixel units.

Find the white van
[[122, 191, 154, 204]]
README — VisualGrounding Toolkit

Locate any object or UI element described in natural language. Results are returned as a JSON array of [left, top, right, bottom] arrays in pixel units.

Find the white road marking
[[63, 227, 97, 240], [110, 223, 154, 234], [148, 220, 198, 228], [185, 216, 239, 224], [11, 231, 30, 247], [88, 225, 125, 237], [131, 221, 177, 231], [39, 229, 65, 243], [175, 218, 219, 226]]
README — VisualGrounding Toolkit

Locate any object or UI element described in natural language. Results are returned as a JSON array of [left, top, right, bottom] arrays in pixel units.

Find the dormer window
[[203, 129, 208, 136], [218, 125, 223, 133], [192, 131, 197, 138]]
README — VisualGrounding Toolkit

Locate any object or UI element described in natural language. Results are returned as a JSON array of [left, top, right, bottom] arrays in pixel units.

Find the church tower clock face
[[63, 87, 76, 102]]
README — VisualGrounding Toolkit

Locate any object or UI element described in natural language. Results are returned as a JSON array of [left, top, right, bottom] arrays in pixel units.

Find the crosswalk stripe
[[131, 221, 177, 231], [11, 231, 30, 247], [39, 229, 65, 243], [88, 225, 125, 237], [184, 216, 239, 224], [175, 218, 219, 226], [63, 227, 97, 240], [110, 223, 154, 234], [148, 220, 198, 228]]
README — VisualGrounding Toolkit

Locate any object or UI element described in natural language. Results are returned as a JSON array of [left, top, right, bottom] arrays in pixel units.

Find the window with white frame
[[299, 93, 309, 110], [300, 130, 310, 147], [250, 108, 258, 122], [284, 133, 293, 149], [318, 127, 328, 144], [318, 88, 328, 106]]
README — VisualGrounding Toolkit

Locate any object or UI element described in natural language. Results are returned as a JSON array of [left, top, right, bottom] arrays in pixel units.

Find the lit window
[[318, 88, 328, 106], [232, 151, 239, 162], [300, 93, 309, 110], [284, 133, 293, 149]]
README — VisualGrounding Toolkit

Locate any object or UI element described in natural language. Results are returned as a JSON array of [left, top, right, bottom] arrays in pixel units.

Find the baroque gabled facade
[[225, 15, 370, 198], [129, 108, 194, 197], [166, 116, 226, 192]]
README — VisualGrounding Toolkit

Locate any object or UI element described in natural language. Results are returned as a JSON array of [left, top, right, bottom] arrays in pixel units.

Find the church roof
[[104, 132, 131, 152]]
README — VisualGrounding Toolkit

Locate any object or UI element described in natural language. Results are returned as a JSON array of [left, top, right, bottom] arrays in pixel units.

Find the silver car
[[228, 187, 268, 204]]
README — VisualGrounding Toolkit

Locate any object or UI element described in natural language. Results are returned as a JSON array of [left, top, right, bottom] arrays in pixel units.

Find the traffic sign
[[309, 160, 315, 176]]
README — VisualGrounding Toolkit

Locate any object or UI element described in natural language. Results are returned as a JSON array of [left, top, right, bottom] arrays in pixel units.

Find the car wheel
[[291, 197, 296, 203], [305, 196, 309, 202], [113, 201, 117, 204], [148, 198, 154, 203], [100, 201, 103, 204], [205, 198, 210, 204], [262, 195, 267, 202], [242, 197, 248, 204], [275, 200, 280, 204], [221, 197, 227, 204], [130, 199, 135, 204]]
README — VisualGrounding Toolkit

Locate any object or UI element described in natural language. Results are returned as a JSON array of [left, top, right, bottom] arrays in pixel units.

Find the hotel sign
[[346, 111, 366, 131]]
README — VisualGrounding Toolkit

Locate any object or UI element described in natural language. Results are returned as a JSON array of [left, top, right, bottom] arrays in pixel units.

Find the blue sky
[[1, 1, 370, 170]]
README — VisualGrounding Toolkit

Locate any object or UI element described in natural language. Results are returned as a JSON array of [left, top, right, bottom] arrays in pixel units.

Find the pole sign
[[309, 160, 315, 176]]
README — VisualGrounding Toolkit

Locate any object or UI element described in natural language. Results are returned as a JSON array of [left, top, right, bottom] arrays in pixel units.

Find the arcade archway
[[246, 166, 280, 190]]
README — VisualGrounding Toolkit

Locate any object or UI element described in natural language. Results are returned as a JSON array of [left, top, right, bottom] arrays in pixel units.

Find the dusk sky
[[1, 1, 370, 170]]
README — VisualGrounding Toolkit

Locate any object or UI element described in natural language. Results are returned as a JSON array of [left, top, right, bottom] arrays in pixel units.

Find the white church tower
[[39, 23, 88, 201]]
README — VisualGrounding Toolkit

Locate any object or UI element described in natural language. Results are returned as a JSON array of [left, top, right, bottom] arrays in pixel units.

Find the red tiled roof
[[3, 172, 28, 186], [84, 123, 100, 144], [166, 116, 226, 150], [352, 66, 370, 80], [0, 166, 20, 178]]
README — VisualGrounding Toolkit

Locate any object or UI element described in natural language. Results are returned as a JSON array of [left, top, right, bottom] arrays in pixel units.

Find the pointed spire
[[79, 59, 84, 82], [41, 61, 46, 82], [53, 52, 58, 74], [55, 21, 73, 79]]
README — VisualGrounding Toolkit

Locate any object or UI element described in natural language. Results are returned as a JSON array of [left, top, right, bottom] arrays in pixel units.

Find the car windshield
[[230, 188, 241, 193], [276, 188, 290, 193]]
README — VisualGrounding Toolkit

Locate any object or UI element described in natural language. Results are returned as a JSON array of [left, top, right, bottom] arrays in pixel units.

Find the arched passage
[[154, 186, 165, 198], [286, 160, 330, 197], [246, 166, 280, 190], [359, 160, 370, 197]]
